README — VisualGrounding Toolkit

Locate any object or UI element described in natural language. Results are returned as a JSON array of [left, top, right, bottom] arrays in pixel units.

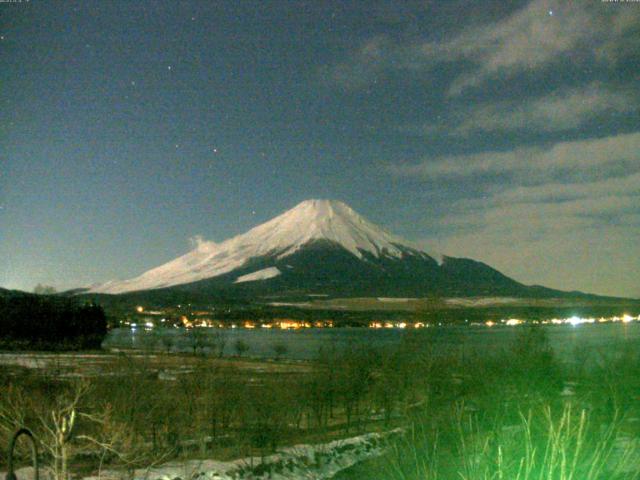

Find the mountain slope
[[88, 199, 440, 294], [86, 199, 596, 300], [156, 240, 540, 299]]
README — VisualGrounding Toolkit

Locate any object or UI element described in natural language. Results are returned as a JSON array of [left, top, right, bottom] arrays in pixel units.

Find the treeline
[[0, 292, 107, 350], [89, 292, 640, 327]]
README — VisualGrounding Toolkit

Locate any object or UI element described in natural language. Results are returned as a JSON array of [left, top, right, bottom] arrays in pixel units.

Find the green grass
[[373, 402, 640, 479], [349, 328, 640, 479]]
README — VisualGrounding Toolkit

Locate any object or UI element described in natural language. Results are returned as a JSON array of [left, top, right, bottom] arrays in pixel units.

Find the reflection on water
[[103, 322, 640, 362]]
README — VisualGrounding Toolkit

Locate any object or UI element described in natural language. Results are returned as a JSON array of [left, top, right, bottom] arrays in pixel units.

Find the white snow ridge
[[88, 199, 438, 294]]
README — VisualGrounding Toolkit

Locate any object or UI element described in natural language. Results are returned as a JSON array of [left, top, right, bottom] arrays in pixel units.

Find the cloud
[[188, 235, 218, 252], [404, 83, 638, 139], [421, 221, 639, 297], [401, 132, 640, 298], [325, 0, 640, 95], [490, 172, 640, 206], [450, 194, 639, 236], [319, 36, 396, 90], [453, 83, 637, 135], [439, 1, 604, 95], [387, 131, 640, 182], [413, 166, 640, 298]]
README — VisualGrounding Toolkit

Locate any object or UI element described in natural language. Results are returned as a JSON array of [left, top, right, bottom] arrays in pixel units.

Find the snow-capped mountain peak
[[88, 199, 435, 294], [234, 199, 409, 260]]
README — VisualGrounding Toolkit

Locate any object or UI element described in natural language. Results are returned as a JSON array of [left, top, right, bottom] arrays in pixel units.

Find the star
[[548, 10, 554, 16], [213, 148, 218, 153], [167, 65, 173, 71], [131, 80, 136, 86]]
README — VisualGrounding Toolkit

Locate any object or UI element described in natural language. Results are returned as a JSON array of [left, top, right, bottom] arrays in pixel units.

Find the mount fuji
[[85, 199, 577, 299]]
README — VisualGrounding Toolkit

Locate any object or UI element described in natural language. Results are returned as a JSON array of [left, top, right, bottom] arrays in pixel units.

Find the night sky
[[1, 1, 639, 297]]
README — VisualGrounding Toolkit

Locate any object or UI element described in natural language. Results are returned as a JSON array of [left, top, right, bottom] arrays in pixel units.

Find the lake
[[103, 321, 640, 363]]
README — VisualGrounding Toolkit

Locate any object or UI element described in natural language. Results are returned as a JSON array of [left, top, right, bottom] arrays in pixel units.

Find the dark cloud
[[324, 0, 640, 96]]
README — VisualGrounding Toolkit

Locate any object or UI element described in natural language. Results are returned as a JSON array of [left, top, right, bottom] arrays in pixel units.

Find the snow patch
[[234, 267, 281, 284], [377, 297, 415, 303], [268, 302, 312, 307], [85, 429, 402, 480], [445, 297, 520, 307]]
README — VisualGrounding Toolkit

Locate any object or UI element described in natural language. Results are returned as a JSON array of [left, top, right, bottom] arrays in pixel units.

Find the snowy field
[[0, 352, 310, 377], [1, 430, 402, 480], [97, 430, 401, 480]]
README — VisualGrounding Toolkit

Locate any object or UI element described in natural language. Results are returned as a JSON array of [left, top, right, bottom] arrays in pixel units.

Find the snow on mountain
[[444, 297, 520, 307], [234, 267, 281, 284], [88, 199, 439, 294]]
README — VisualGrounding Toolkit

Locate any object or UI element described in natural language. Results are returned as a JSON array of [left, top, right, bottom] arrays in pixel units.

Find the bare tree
[[186, 327, 208, 355], [272, 342, 288, 361], [160, 330, 175, 353], [36, 381, 88, 480], [234, 339, 249, 357], [210, 330, 227, 358]]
